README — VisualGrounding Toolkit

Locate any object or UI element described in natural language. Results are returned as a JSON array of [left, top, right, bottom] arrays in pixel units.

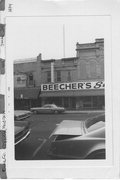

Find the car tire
[[33, 110, 37, 114], [54, 110, 58, 114]]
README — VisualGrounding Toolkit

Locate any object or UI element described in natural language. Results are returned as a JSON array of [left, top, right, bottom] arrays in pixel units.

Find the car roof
[[51, 120, 83, 136], [43, 104, 56, 106]]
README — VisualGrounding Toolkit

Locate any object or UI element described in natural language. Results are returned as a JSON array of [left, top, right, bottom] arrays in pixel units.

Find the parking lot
[[15, 112, 102, 160]]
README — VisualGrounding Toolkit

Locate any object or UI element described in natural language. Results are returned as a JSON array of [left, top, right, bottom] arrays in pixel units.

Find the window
[[85, 114, 105, 133], [73, 59, 77, 65], [67, 71, 71, 81], [17, 76, 25, 84], [47, 71, 51, 82], [29, 74, 33, 81], [17, 77, 21, 82], [56, 71, 61, 82], [79, 61, 87, 79], [28, 73, 34, 86], [90, 60, 97, 78]]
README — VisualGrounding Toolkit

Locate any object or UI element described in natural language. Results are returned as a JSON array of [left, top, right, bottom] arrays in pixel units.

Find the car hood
[[15, 110, 31, 116], [15, 126, 25, 135], [52, 120, 84, 136]]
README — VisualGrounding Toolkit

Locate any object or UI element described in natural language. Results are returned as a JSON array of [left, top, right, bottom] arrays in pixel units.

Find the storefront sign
[[41, 81, 105, 91]]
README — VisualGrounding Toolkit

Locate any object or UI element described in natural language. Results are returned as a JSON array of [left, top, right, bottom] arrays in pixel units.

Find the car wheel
[[58, 111, 62, 114], [54, 110, 58, 114], [33, 110, 37, 114]]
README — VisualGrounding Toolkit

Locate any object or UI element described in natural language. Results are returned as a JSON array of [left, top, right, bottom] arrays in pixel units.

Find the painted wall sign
[[41, 81, 105, 91]]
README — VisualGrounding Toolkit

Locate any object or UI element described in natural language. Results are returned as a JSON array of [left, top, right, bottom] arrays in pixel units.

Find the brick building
[[14, 38, 104, 110], [14, 58, 41, 109]]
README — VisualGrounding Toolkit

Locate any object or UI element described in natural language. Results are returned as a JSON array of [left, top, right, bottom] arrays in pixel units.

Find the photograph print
[[12, 16, 107, 160]]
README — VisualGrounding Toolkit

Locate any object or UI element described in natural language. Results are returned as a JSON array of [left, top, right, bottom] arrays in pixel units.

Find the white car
[[30, 104, 65, 114], [48, 114, 105, 159]]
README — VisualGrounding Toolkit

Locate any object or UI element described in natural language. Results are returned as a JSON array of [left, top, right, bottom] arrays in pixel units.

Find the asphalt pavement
[[15, 111, 103, 160]]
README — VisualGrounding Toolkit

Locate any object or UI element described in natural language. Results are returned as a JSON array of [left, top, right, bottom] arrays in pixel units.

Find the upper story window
[[29, 74, 33, 81], [67, 71, 71, 82], [17, 77, 21, 82], [73, 58, 77, 65], [47, 71, 51, 83], [56, 70, 61, 82], [28, 73, 34, 86], [16, 75, 26, 85]]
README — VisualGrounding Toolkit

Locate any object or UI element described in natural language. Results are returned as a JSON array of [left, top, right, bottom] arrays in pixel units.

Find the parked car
[[48, 114, 105, 159], [15, 120, 31, 145], [30, 104, 65, 114], [14, 110, 31, 121], [14, 110, 31, 145]]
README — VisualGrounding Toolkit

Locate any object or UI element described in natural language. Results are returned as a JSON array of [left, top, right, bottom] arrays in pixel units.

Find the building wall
[[14, 56, 42, 87], [40, 58, 78, 83], [40, 39, 104, 83], [76, 38, 104, 81], [14, 39, 104, 110], [14, 39, 104, 87]]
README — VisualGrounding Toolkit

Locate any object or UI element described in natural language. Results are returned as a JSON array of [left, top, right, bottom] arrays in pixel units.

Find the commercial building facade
[[14, 38, 104, 110]]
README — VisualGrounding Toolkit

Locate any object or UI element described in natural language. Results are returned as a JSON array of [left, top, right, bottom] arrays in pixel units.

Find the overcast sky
[[6, 16, 110, 61]]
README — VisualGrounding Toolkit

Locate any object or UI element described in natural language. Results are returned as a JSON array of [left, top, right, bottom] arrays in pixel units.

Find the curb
[[65, 111, 104, 114]]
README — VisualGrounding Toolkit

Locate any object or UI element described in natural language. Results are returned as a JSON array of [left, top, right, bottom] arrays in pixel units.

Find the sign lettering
[[41, 81, 104, 91]]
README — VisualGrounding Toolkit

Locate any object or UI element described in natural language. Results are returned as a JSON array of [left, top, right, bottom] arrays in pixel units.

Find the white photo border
[[5, 0, 120, 179]]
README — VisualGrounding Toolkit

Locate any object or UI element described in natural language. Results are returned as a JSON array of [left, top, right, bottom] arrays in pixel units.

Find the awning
[[14, 87, 41, 99], [40, 89, 104, 97]]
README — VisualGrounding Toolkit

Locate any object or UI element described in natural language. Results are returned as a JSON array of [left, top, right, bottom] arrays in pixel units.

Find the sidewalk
[[65, 110, 105, 114]]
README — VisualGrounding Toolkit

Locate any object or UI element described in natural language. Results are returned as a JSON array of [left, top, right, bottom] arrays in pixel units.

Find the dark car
[[14, 110, 31, 145], [14, 110, 31, 121], [30, 104, 65, 114], [48, 114, 105, 159], [15, 120, 31, 145]]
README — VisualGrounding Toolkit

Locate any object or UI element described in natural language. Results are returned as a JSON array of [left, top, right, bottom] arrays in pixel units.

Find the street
[[15, 112, 101, 160]]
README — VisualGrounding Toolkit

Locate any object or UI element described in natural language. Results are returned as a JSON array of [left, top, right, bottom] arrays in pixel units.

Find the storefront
[[14, 87, 41, 110], [40, 81, 105, 110]]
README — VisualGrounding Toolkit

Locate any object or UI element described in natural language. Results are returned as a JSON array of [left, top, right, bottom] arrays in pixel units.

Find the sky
[[6, 16, 110, 61]]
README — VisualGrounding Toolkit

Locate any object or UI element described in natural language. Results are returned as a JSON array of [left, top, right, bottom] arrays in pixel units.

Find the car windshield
[[43, 104, 57, 108], [85, 114, 105, 132]]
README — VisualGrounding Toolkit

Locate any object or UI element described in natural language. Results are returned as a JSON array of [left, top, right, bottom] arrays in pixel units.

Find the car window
[[43, 104, 57, 108], [87, 121, 105, 132], [85, 114, 105, 132], [51, 104, 57, 108], [43, 105, 49, 108]]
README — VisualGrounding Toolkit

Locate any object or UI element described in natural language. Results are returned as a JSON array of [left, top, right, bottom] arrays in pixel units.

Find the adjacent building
[[14, 38, 104, 110]]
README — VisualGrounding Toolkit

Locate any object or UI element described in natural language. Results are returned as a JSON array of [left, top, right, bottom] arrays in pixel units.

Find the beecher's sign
[[41, 81, 104, 91]]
